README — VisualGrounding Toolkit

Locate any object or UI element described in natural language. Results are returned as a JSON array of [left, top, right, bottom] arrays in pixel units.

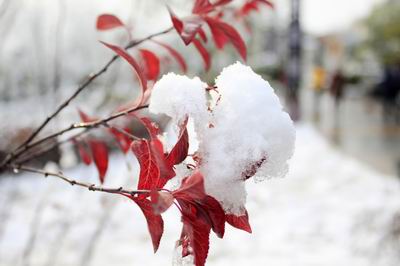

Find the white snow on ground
[[0, 124, 399, 266]]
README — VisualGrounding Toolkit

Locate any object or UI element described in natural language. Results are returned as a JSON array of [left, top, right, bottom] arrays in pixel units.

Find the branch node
[[88, 184, 96, 191]]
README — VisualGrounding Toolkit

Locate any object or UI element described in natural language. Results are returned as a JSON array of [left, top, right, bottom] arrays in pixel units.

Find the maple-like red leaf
[[225, 209, 252, 233], [88, 139, 109, 184], [139, 49, 160, 81], [130, 197, 164, 253], [109, 127, 132, 153], [204, 17, 247, 61], [166, 118, 189, 166], [96, 14, 125, 31], [192, 39, 211, 71], [152, 40, 187, 73], [101, 42, 147, 102], [181, 215, 211, 266], [131, 139, 160, 190], [73, 139, 92, 165], [150, 190, 174, 214]]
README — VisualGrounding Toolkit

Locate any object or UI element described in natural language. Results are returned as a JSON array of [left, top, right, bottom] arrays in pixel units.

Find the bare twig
[[0, 104, 148, 170], [8, 26, 173, 160], [15, 130, 89, 165], [10, 165, 149, 196]]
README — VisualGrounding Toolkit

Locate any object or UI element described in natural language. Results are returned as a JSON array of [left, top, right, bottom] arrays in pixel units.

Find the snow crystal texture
[[149, 62, 295, 214]]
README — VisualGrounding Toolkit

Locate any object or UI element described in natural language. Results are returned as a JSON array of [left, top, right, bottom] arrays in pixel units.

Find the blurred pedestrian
[[329, 69, 345, 108], [311, 65, 326, 122]]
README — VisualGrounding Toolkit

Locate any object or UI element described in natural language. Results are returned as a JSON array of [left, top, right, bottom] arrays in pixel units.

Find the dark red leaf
[[200, 196, 225, 238], [166, 118, 189, 166], [173, 171, 206, 202], [204, 17, 247, 61], [242, 156, 267, 180], [225, 209, 252, 233], [89, 140, 109, 184], [181, 215, 211, 266], [73, 139, 92, 165], [96, 14, 125, 31], [101, 42, 148, 101], [130, 197, 164, 253], [139, 49, 160, 81], [192, 39, 211, 71], [109, 127, 132, 153], [131, 139, 160, 190], [77, 109, 97, 123], [150, 190, 174, 214], [152, 40, 187, 73]]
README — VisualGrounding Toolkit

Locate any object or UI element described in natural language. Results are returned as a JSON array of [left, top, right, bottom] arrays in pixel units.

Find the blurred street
[[301, 87, 400, 177]]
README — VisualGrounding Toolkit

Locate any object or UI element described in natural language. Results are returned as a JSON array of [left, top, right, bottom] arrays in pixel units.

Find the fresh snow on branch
[[149, 62, 295, 214]]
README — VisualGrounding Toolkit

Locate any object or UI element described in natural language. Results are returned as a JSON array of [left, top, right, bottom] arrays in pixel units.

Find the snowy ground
[[0, 124, 399, 266]]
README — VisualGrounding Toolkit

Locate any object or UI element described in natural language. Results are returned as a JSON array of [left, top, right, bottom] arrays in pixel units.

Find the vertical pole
[[287, 0, 302, 120]]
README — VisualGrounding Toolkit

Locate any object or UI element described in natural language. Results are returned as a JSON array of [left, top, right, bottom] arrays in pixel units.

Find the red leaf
[[152, 40, 187, 73], [173, 171, 206, 202], [181, 215, 211, 266], [96, 14, 125, 31], [200, 196, 225, 238], [166, 118, 189, 166], [89, 140, 109, 184], [131, 139, 160, 190], [192, 0, 214, 14], [73, 139, 92, 165], [192, 39, 211, 71], [168, 8, 203, 45], [130, 197, 164, 253], [109, 127, 132, 153], [197, 27, 208, 43], [258, 0, 274, 9], [139, 49, 160, 81], [204, 17, 247, 61], [225, 209, 252, 233], [136, 117, 176, 186], [139, 117, 160, 139], [192, 0, 232, 14], [101, 42, 147, 102], [150, 190, 174, 214], [77, 109, 97, 123]]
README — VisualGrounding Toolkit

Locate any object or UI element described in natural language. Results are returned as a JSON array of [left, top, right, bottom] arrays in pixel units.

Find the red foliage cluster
[[71, 1, 274, 265]]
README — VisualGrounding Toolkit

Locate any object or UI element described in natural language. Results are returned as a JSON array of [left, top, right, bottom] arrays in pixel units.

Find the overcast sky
[[275, 0, 385, 35]]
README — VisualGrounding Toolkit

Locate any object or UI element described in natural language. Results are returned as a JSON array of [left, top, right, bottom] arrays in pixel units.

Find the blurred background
[[0, 0, 399, 265]]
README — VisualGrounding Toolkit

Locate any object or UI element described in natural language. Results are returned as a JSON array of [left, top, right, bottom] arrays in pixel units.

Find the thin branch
[[11, 164, 149, 196], [10, 26, 173, 157], [1, 104, 148, 169], [15, 130, 89, 165]]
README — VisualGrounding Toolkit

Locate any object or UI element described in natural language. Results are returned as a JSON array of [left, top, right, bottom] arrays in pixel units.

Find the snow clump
[[149, 62, 295, 215]]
